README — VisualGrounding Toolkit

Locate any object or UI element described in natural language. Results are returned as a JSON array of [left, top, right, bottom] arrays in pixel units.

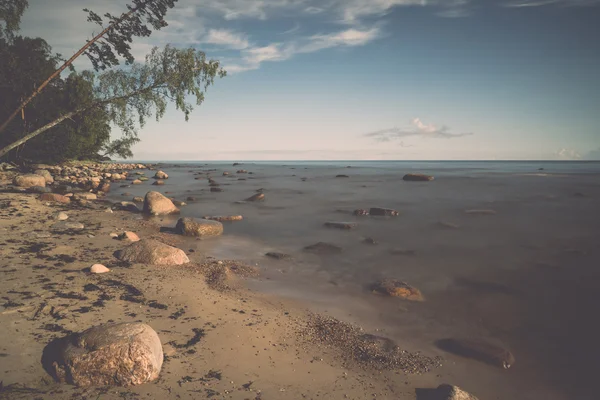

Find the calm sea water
[[110, 160, 600, 400]]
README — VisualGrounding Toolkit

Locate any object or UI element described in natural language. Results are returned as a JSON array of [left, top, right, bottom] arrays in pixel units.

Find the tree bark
[[0, 111, 77, 158], [0, 0, 154, 135]]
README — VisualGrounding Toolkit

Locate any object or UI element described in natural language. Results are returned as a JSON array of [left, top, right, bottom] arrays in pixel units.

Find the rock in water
[[39, 193, 71, 204], [435, 338, 515, 369], [403, 173, 434, 182], [335, 174, 349, 178], [202, 215, 243, 222], [324, 221, 357, 230], [154, 170, 168, 179], [90, 264, 110, 274], [143, 191, 179, 216], [465, 209, 497, 215], [369, 207, 399, 216], [132, 179, 142, 185], [43, 322, 163, 387], [433, 384, 479, 400], [371, 279, 424, 301], [353, 209, 369, 216], [132, 196, 144, 203], [152, 180, 165, 186], [114, 239, 189, 265], [114, 201, 141, 213], [245, 193, 265, 202], [265, 252, 292, 260], [175, 217, 224, 238], [210, 187, 223, 192], [13, 174, 46, 188], [304, 242, 342, 255]]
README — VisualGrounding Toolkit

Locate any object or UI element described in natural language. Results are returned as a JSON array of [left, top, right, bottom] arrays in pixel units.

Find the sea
[[108, 160, 600, 400]]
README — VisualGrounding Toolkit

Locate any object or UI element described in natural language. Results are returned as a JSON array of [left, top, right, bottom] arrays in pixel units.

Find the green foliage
[[84, 0, 178, 70], [0, 37, 113, 162], [0, 0, 28, 40]]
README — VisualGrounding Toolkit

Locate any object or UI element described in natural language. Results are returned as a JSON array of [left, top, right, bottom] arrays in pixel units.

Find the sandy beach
[[1, 161, 600, 400]]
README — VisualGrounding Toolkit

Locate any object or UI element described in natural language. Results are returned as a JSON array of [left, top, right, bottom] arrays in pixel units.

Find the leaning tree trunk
[[0, 0, 155, 135], [0, 111, 77, 158]]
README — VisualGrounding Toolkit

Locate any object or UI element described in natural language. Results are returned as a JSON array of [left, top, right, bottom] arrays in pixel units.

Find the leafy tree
[[0, 45, 225, 159], [0, 0, 226, 160], [0, 0, 178, 134], [0, 0, 28, 40], [0, 37, 113, 162]]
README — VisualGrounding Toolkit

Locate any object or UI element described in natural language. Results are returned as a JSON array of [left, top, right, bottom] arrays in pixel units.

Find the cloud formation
[[554, 148, 582, 160], [364, 118, 473, 141], [203, 29, 249, 49]]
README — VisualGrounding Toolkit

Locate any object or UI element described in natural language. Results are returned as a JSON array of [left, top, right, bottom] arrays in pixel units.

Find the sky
[[17, 0, 600, 160]]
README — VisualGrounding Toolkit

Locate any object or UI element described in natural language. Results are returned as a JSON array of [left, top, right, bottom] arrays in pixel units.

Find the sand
[[0, 191, 442, 400]]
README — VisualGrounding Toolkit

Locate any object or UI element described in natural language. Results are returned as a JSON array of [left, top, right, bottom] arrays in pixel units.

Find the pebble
[[90, 264, 110, 274]]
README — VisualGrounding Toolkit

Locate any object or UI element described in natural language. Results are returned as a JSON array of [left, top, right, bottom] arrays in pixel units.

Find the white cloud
[[299, 27, 382, 53], [364, 118, 474, 141], [503, 0, 600, 6], [554, 148, 582, 160], [203, 29, 249, 49]]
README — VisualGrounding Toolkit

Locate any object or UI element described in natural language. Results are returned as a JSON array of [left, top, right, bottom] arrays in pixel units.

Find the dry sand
[[0, 191, 443, 400]]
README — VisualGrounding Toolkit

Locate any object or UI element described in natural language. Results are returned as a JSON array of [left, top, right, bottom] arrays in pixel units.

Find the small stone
[[132, 179, 142, 185], [52, 211, 69, 221], [118, 231, 140, 242], [39, 193, 70, 204], [133, 196, 144, 203], [435, 339, 515, 369], [52, 221, 85, 231], [110, 233, 119, 238], [172, 200, 187, 207], [434, 384, 479, 400], [152, 180, 165, 186], [210, 187, 223, 192], [90, 264, 110, 274], [363, 237, 377, 245]]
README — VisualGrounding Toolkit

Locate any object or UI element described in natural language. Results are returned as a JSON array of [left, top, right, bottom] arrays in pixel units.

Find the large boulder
[[403, 173, 434, 182], [13, 174, 46, 188], [154, 170, 168, 179], [175, 217, 223, 238], [34, 169, 54, 183], [114, 239, 189, 265], [142, 191, 179, 216], [43, 322, 163, 387]]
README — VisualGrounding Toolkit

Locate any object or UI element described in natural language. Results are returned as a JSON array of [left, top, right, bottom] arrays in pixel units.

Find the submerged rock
[[175, 217, 223, 238], [114, 239, 189, 265], [435, 338, 515, 369], [14, 174, 46, 188], [371, 279, 424, 301], [152, 180, 165, 186], [304, 242, 342, 255], [369, 207, 399, 217], [335, 174, 349, 178], [172, 200, 187, 207], [465, 209, 497, 215], [43, 322, 163, 387], [324, 221, 357, 230], [353, 209, 369, 216], [403, 173, 434, 182], [132, 179, 142, 185], [210, 187, 223, 192], [114, 201, 140, 213], [143, 191, 179, 216], [202, 215, 243, 222], [265, 252, 292, 260], [132, 196, 144, 203]]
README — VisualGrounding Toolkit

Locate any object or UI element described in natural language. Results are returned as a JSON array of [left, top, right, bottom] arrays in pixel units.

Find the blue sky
[[19, 0, 600, 160]]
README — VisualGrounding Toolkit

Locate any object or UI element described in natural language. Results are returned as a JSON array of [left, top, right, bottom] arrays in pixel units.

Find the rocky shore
[[0, 162, 484, 400]]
